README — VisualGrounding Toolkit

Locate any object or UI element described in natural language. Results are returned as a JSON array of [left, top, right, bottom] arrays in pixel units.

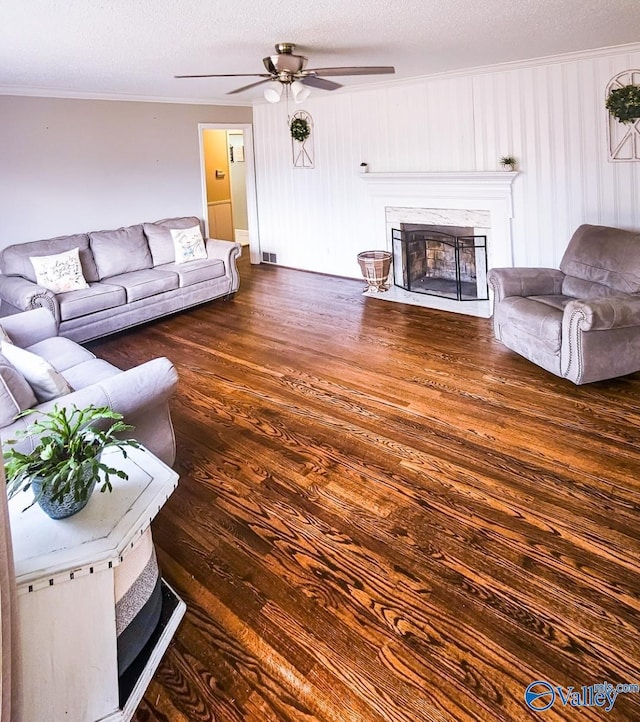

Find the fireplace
[[359, 171, 518, 317], [392, 224, 488, 301]]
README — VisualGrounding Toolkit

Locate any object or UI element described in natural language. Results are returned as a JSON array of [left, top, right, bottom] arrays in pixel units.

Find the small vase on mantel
[[359, 162, 369, 174], [499, 156, 517, 172]]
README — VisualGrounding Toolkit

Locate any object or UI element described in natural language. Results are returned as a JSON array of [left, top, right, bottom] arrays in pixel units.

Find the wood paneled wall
[[252, 44, 640, 278]]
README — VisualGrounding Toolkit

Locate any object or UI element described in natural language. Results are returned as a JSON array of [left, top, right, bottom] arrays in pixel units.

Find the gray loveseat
[[488, 223, 640, 385], [0, 308, 178, 466], [0, 216, 240, 343]]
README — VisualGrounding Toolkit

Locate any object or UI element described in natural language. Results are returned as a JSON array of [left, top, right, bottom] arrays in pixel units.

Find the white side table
[[8, 445, 186, 722]]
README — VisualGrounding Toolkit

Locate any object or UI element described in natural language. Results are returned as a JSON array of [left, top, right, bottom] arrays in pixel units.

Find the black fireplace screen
[[391, 227, 488, 301]]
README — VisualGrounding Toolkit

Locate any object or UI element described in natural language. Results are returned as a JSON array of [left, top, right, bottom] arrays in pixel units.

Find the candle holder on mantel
[[357, 250, 392, 292]]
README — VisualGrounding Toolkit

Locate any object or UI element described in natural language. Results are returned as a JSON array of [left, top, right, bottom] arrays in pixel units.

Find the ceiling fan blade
[[306, 66, 395, 77], [301, 76, 343, 91], [174, 73, 272, 79], [227, 78, 273, 95]]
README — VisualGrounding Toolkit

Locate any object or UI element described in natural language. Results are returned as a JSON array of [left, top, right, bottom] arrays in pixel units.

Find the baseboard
[[235, 229, 249, 245]]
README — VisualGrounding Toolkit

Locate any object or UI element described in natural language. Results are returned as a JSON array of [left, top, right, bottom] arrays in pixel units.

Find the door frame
[[198, 123, 261, 264]]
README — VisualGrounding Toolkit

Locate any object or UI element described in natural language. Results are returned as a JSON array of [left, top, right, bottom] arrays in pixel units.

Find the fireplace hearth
[[392, 224, 488, 301]]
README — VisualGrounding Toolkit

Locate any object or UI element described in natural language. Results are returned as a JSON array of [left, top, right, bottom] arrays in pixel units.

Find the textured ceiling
[[1, 0, 639, 104]]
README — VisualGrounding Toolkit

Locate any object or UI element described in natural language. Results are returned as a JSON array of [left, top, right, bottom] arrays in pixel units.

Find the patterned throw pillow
[[29, 247, 89, 293], [170, 226, 207, 265]]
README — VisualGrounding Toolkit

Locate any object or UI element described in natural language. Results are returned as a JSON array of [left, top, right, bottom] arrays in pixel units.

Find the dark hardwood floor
[[89, 255, 640, 721]]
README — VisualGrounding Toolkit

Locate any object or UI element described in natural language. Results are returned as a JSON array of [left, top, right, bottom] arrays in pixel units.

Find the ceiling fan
[[175, 43, 395, 102]]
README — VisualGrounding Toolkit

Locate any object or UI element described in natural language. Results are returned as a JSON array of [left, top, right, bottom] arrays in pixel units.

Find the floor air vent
[[262, 252, 277, 264]]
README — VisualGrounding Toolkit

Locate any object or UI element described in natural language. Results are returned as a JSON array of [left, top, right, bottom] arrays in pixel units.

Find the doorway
[[198, 123, 260, 263]]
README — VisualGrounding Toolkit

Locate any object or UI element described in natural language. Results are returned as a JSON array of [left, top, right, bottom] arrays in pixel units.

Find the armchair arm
[[0, 308, 58, 348], [564, 295, 640, 331], [205, 239, 242, 292], [0, 275, 60, 324], [488, 267, 565, 301]]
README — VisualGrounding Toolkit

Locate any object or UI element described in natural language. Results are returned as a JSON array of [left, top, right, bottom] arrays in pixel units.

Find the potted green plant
[[500, 156, 517, 171], [606, 84, 640, 124], [290, 117, 311, 142], [4, 404, 141, 519]]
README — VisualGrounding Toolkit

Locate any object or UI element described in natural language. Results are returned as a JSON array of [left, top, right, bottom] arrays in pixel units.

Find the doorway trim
[[198, 123, 261, 264]]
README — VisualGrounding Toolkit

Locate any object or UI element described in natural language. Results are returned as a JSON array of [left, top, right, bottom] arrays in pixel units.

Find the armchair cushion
[[560, 224, 640, 293], [494, 297, 564, 355]]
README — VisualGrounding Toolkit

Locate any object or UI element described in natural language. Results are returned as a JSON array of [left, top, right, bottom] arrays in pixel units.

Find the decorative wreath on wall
[[290, 117, 311, 142], [606, 84, 640, 124]]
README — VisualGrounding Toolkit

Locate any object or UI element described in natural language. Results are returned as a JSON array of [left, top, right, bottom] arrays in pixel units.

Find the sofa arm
[[0, 308, 58, 348], [3, 358, 179, 464], [0, 275, 60, 323], [21, 357, 177, 419], [488, 267, 565, 301], [206, 239, 242, 292], [564, 295, 640, 331]]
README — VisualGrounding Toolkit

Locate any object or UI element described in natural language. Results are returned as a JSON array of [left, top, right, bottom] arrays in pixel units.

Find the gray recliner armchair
[[488, 224, 640, 384]]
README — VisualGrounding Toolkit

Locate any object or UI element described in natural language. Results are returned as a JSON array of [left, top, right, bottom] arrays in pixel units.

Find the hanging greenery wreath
[[290, 117, 311, 142], [606, 84, 640, 124]]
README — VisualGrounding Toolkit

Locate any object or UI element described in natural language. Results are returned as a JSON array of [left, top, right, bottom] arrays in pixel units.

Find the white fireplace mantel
[[360, 171, 520, 269]]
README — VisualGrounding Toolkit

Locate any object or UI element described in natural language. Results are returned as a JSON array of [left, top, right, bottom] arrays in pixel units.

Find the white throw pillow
[[0, 325, 12, 344], [170, 226, 207, 264], [30, 247, 89, 293], [1, 342, 72, 402], [0, 354, 37, 426]]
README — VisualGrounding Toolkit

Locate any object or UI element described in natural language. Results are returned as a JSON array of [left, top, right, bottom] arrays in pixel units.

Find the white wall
[[253, 44, 640, 278], [0, 96, 252, 246]]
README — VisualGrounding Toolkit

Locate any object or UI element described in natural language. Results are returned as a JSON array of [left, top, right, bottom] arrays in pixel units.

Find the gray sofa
[[0, 308, 178, 466], [0, 216, 241, 343], [488, 223, 640, 384]]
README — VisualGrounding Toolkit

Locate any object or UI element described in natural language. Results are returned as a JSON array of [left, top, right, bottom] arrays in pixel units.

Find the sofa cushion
[[0, 353, 37, 426], [560, 224, 640, 293], [157, 259, 225, 288], [26, 337, 96, 372], [143, 216, 202, 266], [103, 269, 179, 303], [30, 247, 89, 294], [89, 225, 152, 280], [58, 283, 127, 322], [2, 233, 99, 283], [0, 342, 72, 402], [62, 359, 120, 390]]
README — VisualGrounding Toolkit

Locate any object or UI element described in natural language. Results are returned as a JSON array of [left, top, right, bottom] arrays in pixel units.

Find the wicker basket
[[357, 251, 392, 292]]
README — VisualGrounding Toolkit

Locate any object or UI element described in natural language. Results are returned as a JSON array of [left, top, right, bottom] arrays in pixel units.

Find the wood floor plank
[[88, 256, 640, 721]]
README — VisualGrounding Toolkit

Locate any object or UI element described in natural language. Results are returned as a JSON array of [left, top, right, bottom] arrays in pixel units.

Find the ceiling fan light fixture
[[263, 81, 283, 103], [291, 80, 311, 103]]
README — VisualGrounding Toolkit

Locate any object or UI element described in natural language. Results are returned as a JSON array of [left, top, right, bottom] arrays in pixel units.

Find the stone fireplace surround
[[360, 172, 518, 317]]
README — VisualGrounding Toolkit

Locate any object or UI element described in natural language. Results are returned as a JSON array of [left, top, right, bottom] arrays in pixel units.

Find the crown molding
[[0, 85, 251, 107]]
